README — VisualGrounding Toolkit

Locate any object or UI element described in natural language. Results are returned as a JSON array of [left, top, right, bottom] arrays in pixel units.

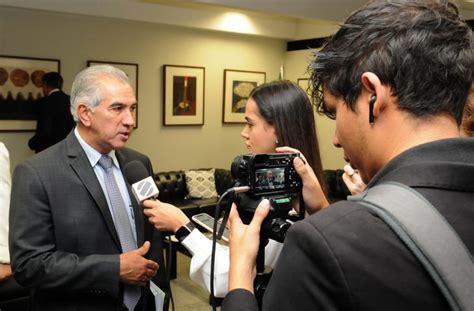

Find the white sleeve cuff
[[181, 229, 230, 297]]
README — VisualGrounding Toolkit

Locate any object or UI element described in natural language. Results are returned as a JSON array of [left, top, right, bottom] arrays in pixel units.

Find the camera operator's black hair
[[310, 0, 473, 125], [249, 80, 327, 195], [42, 72, 63, 90]]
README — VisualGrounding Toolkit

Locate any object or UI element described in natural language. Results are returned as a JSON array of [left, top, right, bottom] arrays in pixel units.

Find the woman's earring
[[275, 139, 279, 144]]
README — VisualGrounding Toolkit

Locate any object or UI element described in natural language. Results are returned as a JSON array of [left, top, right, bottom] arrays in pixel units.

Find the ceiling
[[145, 0, 368, 23], [1, 0, 473, 40], [135, 0, 474, 22]]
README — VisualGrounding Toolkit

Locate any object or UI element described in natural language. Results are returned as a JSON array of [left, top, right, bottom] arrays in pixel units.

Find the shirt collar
[[74, 127, 119, 168], [48, 89, 60, 96]]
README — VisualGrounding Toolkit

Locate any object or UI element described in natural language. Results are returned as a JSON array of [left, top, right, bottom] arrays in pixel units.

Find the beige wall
[[284, 49, 345, 170], [0, 6, 344, 173], [0, 6, 286, 172]]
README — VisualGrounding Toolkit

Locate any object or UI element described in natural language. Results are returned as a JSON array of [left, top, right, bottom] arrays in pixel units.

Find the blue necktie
[[98, 155, 141, 311]]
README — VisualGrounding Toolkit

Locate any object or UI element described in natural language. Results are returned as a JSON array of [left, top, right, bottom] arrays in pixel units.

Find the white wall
[[0, 6, 286, 172]]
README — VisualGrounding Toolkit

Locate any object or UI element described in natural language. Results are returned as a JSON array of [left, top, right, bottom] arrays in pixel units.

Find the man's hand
[[342, 164, 366, 195], [228, 200, 270, 293], [276, 147, 330, 215], [0, 263, 12, 282], [142, 200, 190, 233], [119, 241, 159, 286]]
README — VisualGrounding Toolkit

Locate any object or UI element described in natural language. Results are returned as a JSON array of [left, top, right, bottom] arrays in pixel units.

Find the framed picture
[[0, 55, 60, 131], [87, 60, 139, 128], [297, 78, 310, 95], [223, 69, 265, 123], [163, 65, 205, 126]]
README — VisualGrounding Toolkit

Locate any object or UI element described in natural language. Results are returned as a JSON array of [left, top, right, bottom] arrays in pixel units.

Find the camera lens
[[230, 155, 248, 181]]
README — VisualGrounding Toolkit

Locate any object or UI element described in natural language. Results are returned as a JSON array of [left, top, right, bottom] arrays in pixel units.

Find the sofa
[[153, 168, 235, 219]]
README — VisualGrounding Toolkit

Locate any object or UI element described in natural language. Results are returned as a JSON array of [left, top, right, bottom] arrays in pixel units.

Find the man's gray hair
[[70, 65, 131, 122]]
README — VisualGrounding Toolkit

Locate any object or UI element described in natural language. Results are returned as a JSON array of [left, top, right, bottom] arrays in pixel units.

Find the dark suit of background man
[[28, 71, 75, 153], [10, 65, 170, 311], [223, 1, 473, 310]]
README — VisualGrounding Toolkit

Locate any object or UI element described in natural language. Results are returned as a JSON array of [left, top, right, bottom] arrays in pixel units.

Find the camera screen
[[254, 167, 285, 192]]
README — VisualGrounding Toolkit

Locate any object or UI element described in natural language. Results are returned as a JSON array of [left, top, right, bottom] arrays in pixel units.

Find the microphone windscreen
[[123, 160, 149, 185]]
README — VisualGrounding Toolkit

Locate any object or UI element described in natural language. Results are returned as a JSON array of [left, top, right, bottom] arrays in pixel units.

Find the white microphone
[[131, 176, 159, 202], [123, 161, 159, 203]]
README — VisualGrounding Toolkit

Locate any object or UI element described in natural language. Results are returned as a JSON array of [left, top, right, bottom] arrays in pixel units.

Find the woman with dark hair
[[242, 80, 327, 196], [142, 80, 329, 297]]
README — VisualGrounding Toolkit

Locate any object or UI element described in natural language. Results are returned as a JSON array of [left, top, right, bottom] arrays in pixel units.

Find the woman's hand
[[276, 147, 330, 215], [342, 164, 366, 195], [142, 200, 190, 232], [228, 200, 270, 292]]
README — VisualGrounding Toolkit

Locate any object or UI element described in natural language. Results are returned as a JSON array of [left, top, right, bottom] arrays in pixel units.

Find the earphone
[[369, 95, 376, 125]]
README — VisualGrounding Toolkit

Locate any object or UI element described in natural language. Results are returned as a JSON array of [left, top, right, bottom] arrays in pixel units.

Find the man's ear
[[360, 72, 389, 120], [77, 103, 91, 126]]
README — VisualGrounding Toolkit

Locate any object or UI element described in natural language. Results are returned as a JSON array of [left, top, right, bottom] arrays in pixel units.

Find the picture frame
[[297, 78, 310, 95], [222, 69, 265, 124], [163, 65, 205, 126], [87, 60, 139, 128], [0, 55, 60, 131]]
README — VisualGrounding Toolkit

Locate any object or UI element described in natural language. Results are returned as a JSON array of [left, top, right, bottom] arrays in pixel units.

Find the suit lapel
[[116, 149, 145, 246], [65, 133, 122, 249]]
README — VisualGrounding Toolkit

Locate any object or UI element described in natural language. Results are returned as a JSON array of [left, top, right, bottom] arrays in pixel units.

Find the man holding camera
[[223, 1, 473, 310]]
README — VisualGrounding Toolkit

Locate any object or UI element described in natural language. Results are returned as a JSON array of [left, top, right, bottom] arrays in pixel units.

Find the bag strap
[[348, 182, 473, 311]]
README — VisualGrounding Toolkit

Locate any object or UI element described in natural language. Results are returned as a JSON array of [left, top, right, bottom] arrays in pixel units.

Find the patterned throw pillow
[[184, 169, 218, 199]]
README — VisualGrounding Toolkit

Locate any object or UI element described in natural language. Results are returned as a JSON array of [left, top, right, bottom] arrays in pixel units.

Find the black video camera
[[230, 153, 302, 242], [231, 153, 302, 198]]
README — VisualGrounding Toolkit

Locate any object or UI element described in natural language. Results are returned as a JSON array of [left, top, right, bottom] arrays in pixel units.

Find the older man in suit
[[10, 65, 169, 311]]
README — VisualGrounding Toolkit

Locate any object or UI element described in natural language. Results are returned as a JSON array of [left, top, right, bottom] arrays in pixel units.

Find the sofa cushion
[[153, 168, 234, 219], [184, 169, 218, 199], [154, 171, 188, 201], [214, 168, 235, 195]]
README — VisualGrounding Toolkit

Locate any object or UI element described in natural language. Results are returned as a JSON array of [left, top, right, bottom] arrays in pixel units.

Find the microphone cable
[[210, 186, 249, 311]]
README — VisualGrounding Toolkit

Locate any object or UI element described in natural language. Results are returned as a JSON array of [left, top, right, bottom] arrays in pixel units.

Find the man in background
[[28, 72, 74, 153], [10, 65, 169, 311]]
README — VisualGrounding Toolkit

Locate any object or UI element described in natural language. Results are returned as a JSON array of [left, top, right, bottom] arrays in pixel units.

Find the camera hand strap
[[348, 182, 473, 311]]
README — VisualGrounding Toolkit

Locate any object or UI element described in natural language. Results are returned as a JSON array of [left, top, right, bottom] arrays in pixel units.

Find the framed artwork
[[297, 78, 310, 95], [87, 60, 139, 128], [222, 69, 265, 123], [0, 55, 60, 131], [163, 65, 205, 126]]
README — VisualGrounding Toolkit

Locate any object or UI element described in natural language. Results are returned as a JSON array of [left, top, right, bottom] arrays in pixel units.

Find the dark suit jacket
[[28, 90, 74, 153], [10, 132, 169, 311], [223, 138, 474, 311]]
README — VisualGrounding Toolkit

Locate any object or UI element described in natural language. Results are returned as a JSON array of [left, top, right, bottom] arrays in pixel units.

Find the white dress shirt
[[0, 143, 11, 263]]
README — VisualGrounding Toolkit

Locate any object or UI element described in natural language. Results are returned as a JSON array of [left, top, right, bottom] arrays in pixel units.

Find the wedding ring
[[348, 171, 356, 177]]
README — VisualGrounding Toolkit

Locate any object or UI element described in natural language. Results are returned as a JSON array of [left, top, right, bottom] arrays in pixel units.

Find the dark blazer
[[10, 132, 169, 311], [223, 138, 474, 311], [28, 90, 74, 153]]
